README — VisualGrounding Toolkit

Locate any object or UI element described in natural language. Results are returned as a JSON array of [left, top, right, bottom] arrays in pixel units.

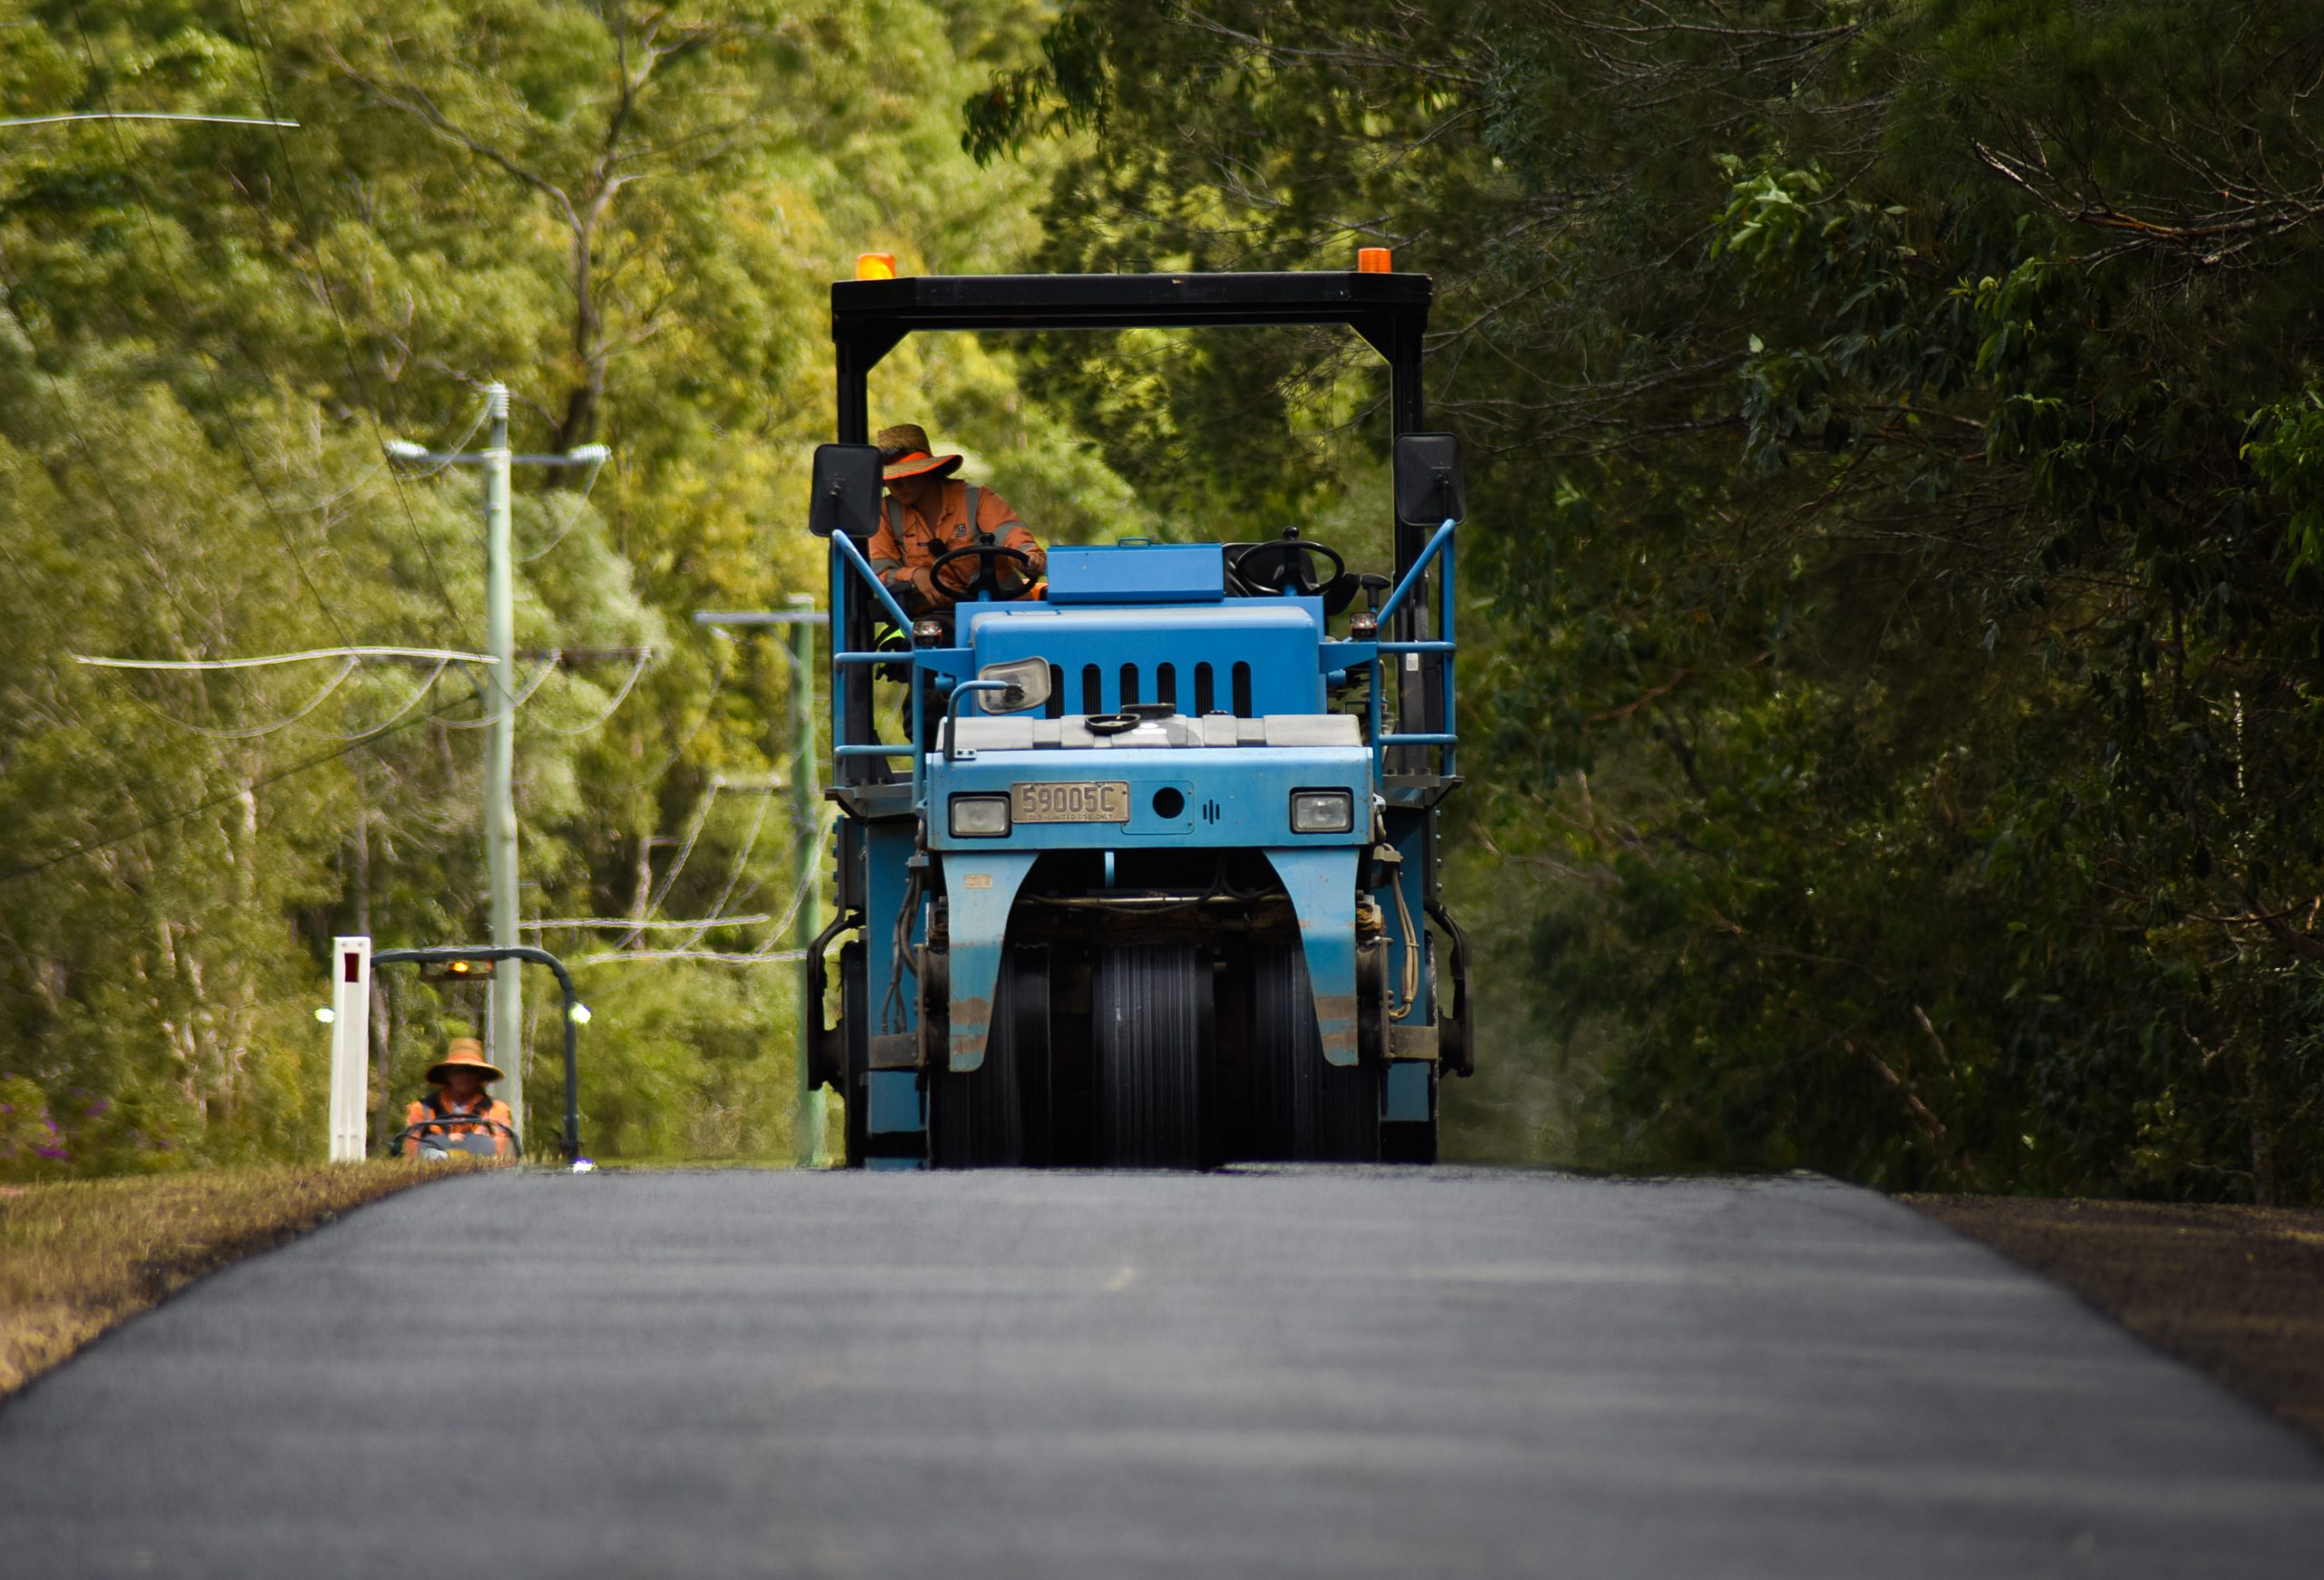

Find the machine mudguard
[[1262, 846, 1364, 1067], [940, 851, 1041, 1072]]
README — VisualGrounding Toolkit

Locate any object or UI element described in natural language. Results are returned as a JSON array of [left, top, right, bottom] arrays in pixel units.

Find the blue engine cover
[[1043, 543, 1224, 604], [960, 601, 1326, 716]]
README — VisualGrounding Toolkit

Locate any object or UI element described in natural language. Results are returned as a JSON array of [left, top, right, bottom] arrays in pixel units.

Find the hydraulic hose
[[1389, 871, 1422, 1022], [880, 865, 922, 1034]]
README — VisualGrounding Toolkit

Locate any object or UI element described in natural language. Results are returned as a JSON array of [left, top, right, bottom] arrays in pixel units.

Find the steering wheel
[[927, 539, 1036, 600], [1228, 532, 1345, 599], [389, 1117, 518, 1160]]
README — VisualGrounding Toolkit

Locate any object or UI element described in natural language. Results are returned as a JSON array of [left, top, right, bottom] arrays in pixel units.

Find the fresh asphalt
[[3, 1169, 2321, 1578]]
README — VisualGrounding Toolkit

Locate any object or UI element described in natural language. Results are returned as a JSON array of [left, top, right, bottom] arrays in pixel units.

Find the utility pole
[[694, 603, 831, 1165], [387, 391, 608, 1149], [786, 593, 824, 1167], [483, 384, 521, 1124]]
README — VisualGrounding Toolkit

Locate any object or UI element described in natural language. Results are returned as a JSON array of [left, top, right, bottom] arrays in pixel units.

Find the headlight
[[1288, 789, 1354, 834], [949, 794, 1011, 838]]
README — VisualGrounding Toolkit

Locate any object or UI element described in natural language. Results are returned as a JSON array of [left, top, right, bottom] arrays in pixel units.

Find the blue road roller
[[802, 264, 1472, 1168]]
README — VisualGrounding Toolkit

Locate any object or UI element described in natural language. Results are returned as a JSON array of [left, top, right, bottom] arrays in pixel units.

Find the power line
[[121, 655, 360, 740], [531, 648, 653, 736], [571, 953, 808, 962], [609, 632, 734, 794], [61, 0, 352, 648], [437, 657, 557, 728], [226, 0, 474, 649], [0, 281, 212, 635], [330, 657, 458, 739], [0, 689, 469, 886], [0, 111, 298, 128], [570, 949, 806, 968], [74, 646, 496, 671], [526, 914, 778, 932], [74, 647, 495, 742], [514, 448, 611, 563]]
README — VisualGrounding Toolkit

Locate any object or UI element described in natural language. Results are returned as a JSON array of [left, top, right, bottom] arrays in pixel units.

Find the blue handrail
[[1367, 518, 1458, 777], [827, 533, 929, 807]]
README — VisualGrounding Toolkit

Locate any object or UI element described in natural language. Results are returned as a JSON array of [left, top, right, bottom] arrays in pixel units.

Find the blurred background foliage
[[9, 1, 2324, 1206], [0, 0, 1144, 1174], [963, 0, 2324, 1205]]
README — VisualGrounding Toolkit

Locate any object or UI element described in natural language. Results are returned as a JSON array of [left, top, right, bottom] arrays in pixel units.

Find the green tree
[[0, 0, 1142, 1167], [967, 0, 2324, 1201]]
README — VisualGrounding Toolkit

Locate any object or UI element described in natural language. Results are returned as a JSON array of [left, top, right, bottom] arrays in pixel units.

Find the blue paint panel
[[942, 851, 1041, 1072], [1385, 1061, 1433, 1123], [1045, 544, 1225, 604], [865, 1071, 924, 1136], [1265, 845, 1364, 1068], [960, 602, 1325, 716]]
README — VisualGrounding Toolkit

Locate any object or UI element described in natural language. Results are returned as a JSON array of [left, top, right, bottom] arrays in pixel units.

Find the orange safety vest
[[405, 1090, 513, 1155], [866, 481, 1045, 609]]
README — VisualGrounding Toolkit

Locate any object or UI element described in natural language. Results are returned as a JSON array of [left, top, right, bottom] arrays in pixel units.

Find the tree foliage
[[970, 0, 2324, 1201], [0, 0, 1136, 1171]]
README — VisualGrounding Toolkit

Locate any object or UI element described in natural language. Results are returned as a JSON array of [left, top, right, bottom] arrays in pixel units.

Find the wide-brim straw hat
[[875, 422, 963, 482], [426, 1037, 505, 1085]]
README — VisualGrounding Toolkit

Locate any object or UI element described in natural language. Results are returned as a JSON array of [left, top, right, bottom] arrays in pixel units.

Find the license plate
[[1012, 780, 1130, 824]]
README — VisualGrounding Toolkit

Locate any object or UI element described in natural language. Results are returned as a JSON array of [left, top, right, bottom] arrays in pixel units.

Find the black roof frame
[[832, 270, 1431, 443]]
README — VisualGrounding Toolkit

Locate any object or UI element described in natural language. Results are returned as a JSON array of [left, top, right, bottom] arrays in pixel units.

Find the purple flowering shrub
[[0, 1076, 180, 1181], [0, 1076, 69, 1181]]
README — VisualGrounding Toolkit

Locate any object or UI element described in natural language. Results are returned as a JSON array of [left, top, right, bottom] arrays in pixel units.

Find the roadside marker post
[[329, 936, 372, 1161]]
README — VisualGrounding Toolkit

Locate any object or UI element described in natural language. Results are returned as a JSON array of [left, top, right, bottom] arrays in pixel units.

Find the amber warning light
[[1357, 247, 1393, 273], [856, 252, 897, 281]]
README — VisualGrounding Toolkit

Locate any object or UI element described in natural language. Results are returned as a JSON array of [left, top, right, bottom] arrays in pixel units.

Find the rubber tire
[[1254, 943, 1380, 1162], [1095, 944, 1207, 1169], [929, 951, 1040, 1168]]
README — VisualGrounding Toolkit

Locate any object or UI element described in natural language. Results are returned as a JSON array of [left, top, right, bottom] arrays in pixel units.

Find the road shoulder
[[1, 1160, 491, 1398], [1907, 1194, 2324, 1445]]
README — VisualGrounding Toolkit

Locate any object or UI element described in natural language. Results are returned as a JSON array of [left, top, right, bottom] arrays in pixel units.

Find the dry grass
[[1909, 1194, 2324, 1445], [0, 1161, 489, 1398]]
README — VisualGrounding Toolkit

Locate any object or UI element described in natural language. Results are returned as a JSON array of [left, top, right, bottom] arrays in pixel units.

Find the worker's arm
[[402, 1101, 428, 1159], [977, 489, 1046, 586], [866, 503, 934, 615], [489, 1101, 516, 1158]]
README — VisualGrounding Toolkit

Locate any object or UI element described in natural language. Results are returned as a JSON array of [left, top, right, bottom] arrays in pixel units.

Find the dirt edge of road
[[1906, 1194, 2324, 1447], [0, 1160, 493, 1400]]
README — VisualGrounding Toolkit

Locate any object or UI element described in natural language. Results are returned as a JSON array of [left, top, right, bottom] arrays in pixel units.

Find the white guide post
[[329, 936, 372, 1161]]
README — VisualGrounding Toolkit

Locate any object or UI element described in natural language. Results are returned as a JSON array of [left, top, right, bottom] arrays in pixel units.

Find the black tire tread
[[929, 953, 1038, 1168], [1095, 945, 1206, 1168], [1254, 943, 1379, 1162]]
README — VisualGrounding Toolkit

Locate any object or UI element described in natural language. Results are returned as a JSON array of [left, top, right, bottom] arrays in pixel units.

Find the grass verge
[[0, 1160, 490, 1399], [1908, 1194, 2324, 1445]]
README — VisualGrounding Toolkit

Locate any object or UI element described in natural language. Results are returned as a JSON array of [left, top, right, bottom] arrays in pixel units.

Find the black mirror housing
[[809, 443, 883, 539], [1393, 432, 1467, 528]]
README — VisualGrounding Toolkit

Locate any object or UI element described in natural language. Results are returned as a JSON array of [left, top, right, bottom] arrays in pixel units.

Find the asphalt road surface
[[5, 1169, 2323, 1578]]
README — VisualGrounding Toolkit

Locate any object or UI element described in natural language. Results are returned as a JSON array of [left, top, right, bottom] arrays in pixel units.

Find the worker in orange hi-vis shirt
[[402, 1038, 516, 1159], [864, 422, 1047, 614]]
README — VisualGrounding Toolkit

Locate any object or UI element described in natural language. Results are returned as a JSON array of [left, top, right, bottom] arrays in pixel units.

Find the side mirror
[[809, 443, 882, 539], [1393, 432, 1467, 528], [976, 657, 1052, 715]]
